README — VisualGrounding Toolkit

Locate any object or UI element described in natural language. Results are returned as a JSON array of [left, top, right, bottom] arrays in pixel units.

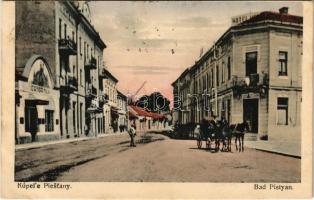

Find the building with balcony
[[117, 91, 128, 133], [99, 68, 119, 133], [172, 7, 302, 142], [15, 1, 106, 143]]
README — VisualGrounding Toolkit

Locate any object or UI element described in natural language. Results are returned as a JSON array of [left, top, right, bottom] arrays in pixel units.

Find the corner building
[[172, 8, 302, 142], [15, 1, 106, 143]]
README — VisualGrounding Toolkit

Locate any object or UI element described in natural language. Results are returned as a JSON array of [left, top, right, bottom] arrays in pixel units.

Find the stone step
[[245, 133, 258, 141]]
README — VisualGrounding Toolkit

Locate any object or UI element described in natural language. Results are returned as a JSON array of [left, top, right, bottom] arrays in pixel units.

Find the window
[[80, 103, 83, 135], [45, 110, 54, 132], [245, 51, 257, 76], [73, 65, 76, 77], [72, 31, 75, 42], [73, 102, 76, 133], [79, 37, 82, 55], [80, 69, 83, 85], [216, 65, 219, 86], [59, 18, 62, 39], [211, 68, 214, 88], [277, 97, 288, 125], [206, 73, 209, 90], [227, 56, 231, 80], [279, 51, 288, 76], [84, 41, 86, 60], [64, 23, 67, 39], [221, 62, 225, 83]]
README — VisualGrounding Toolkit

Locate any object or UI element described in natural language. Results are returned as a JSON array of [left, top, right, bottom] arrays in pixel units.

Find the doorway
[[25, 101, 38, 141], [243, 99, 258, 133]]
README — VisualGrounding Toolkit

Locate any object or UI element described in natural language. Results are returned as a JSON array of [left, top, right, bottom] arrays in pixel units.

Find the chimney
[[279, 7, 289, 14]]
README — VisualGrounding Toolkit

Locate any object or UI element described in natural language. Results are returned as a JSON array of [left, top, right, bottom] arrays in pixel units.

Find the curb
[[253, 148, 301, 159], [15, 133, 128, 151]]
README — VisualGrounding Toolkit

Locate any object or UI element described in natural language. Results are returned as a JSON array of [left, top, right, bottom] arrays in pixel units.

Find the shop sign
[[31, 84, 50, 94]]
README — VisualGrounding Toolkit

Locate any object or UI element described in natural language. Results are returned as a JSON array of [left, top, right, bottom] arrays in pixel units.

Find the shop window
[[45, 110, 54, 132], [277, 97, 288, 125], [278, 51, 288, 76], [245, 51, 257, 76]]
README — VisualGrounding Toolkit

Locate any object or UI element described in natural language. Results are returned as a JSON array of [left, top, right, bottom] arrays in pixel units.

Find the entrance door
[[25, 101, 38, 141], [243, 99, 258, 133]]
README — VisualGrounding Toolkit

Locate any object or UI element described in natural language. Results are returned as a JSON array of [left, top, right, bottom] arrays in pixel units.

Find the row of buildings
[[14, 1, 130, 144], [172, 7, 302, 142]]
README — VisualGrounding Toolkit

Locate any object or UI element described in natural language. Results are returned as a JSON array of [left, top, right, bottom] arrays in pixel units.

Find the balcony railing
[[232, 73, 269, 97], [60, 76, 78, 93], [86, 85, 97, 99], [85, 57, 97, 70], [58, 39, 77, 55]]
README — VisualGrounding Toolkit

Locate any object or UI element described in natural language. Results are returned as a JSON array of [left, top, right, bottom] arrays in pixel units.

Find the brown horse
[[229, 121, 250, 152]]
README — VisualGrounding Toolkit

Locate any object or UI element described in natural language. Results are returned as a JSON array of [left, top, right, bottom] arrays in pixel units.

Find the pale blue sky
[[89, 1, 303, 100]]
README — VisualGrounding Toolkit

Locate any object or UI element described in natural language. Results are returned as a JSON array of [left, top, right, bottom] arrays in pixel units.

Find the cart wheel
[[197, 140, 202, 149], [206, 140, 210, 149]]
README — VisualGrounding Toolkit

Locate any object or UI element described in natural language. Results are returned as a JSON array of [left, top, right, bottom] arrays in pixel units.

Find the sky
[[89, 1, 303, 105]]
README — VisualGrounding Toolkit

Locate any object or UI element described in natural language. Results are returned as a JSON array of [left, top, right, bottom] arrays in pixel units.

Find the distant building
[[172, 8, 302, 142], [117, 91, 128, 133], [99, 68, 119, 133], [15, 1, 108, 143]]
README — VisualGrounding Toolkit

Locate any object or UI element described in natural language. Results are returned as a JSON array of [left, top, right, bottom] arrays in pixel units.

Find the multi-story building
[[15, 1, 107, 143], [117, 91, 128, 133], [99, 68, 119, 133], [172, 7, 302, 142]]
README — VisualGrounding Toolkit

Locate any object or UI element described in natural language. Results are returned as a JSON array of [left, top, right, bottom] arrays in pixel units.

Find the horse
[[212, 120, 232, 152], [229, 121, 250, 152], [220, 120, 233, 152]]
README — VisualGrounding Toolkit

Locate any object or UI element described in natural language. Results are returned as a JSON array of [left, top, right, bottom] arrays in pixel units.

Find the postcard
[[1, 1, 312, 199]]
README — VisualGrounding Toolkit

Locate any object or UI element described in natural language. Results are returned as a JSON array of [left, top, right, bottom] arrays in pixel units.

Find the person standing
[[128, 124, 136, 147]]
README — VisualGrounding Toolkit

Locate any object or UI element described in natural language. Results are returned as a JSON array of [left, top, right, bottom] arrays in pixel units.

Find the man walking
[[128, 124, 136, 147]]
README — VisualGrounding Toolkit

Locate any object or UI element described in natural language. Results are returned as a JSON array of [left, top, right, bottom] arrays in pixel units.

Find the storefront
[[15, 55, 60, 144]]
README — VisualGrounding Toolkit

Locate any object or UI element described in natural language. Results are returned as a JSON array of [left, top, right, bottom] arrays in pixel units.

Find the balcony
[[232, 73, 269, 97], [86, 85, 97, 99], [60, 76, 78, 93], [99, 93, 109, 107], [85, 57, 97, 70], [58, 39, 77, 55]]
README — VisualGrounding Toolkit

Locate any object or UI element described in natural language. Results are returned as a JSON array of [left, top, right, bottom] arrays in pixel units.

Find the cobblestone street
[[15, 132, 301, 182]]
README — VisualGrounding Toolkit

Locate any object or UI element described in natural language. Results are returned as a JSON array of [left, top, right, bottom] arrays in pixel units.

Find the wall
[[267, 89, 301, 141], [16, 1, 56, 82]]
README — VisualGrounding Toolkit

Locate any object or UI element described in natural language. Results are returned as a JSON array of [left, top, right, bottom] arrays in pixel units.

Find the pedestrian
[[194, 124, 201, 139], [128, 124, 137, 147]]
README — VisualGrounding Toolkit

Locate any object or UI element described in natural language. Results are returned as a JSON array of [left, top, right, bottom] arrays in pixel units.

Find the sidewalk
[[245, 140, 301, 158], [15, 132, 128, 151]]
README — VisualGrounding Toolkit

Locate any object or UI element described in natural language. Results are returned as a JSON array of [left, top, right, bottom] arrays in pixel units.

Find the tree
[[136, 92, 170, 113]]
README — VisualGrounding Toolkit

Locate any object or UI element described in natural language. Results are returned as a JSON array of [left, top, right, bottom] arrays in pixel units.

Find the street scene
[[14, 1, 302, 183], [15, 132, 300, 182]]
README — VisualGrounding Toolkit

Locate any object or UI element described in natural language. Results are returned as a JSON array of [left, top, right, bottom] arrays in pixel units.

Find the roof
[[129, 105, 166, 120], [173, 9, 303, 84], [101, 68, 118, 83], [117, 90, 127, 99], [240, 11, 303, 25]]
